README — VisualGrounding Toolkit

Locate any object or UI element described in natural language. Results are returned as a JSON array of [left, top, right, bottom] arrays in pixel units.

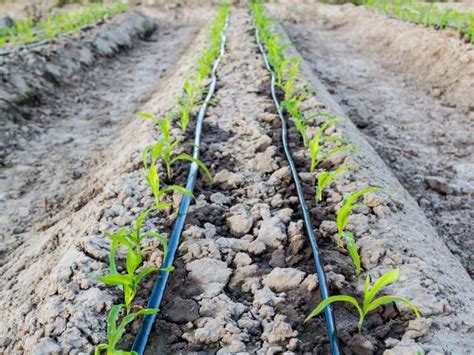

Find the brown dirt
[[1, 3, 473, 355]]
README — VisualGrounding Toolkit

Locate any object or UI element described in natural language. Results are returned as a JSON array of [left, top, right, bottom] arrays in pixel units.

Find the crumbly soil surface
[[0, 8, 206, 255], [1, 4, 474, 355], [270, 2, 474, 276]]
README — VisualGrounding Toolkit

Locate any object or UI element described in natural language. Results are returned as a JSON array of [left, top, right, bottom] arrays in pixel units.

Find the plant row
[[94, 5, 229, 354], [0, 2, 129, 51], [362, 0, 474, 42], [251, 0, 420, 333]]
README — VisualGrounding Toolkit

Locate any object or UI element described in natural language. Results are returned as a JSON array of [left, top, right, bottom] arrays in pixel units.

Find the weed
[[305, 268, 420, 331]]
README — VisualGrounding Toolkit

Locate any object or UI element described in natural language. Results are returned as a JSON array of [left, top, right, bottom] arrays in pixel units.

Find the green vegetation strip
[[362, 0, 474, 42], [251, 0, 420, 339], [95, 4, 229, 355], [0, 2, 129, 54]]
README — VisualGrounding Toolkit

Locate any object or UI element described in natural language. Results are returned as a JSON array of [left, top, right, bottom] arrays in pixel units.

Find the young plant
[[95, 305, 158, 355], [336, 187, 382, 237], [308, 118, 354, 172], [98, 241, 156, 311], [316, 165, 353, 201], [305, 268, 420, 332], [137, 113, 173, 145]]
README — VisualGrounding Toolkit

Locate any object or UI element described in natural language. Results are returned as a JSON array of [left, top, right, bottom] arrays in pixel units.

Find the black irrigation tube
[[253, 19, 341, 355], [131, 12, 230, 355], [0, 18, 106, 57]]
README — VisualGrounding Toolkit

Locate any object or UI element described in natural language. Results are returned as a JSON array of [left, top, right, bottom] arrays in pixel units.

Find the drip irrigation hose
[[253, 21, 341, 355], [131, 13, 230, 355]]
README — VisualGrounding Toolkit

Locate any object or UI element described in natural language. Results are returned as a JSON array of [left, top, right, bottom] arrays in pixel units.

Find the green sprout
[[336, 187, 382, 238], [95, 305, 159, 355], [316, 165, 353, 201], [305, 268, 420, 332], [308, 118, 355, 172]]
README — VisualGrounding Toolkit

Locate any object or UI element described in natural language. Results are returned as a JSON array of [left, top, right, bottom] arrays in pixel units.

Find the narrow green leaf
[[342, 231, 362, 275], [305, 295, 363, 322], [364, 268, 400, 309], [366, 295, 420, 318]]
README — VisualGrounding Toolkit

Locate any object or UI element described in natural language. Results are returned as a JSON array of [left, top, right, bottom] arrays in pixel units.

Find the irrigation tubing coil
[[252, 15, 341, 355], [131, 12, 230, 355]]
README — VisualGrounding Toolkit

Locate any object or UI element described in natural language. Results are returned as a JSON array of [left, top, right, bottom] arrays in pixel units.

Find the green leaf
[[345, 187, 382, 207], [364, 268, 400, 310], [142, 231, 169, 260], [162, 185, 194, 198], [106, 304, 123, 338], [94, 343, 110, 355], [366, 295, 420, 318], [305, 295, 363, 322], [136, 112, 156, 121], [126, 249, 142, 275], [97, 274, 133, 287], [161, 265, 175, 272], [342, 231, 362, 275], [171, 154, 213, 181], [111, 308, 160, 346], [134, 267, 157, 285], [135, 203, 171, 230]]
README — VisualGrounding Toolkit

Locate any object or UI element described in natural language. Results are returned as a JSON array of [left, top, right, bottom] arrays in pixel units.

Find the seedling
[[336, 187, 382, 238], [308, 119, 354, 172], [137, 113, 173, 145], [316, 165, 353, 201], [95, 304, 159, 355], [305, 268, 420, 331]]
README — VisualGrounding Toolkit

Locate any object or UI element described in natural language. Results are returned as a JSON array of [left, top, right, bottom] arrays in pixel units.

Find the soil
[[0, 3, 473, 355], [270, 3, 474, 277], [0, 10, 203, 255]]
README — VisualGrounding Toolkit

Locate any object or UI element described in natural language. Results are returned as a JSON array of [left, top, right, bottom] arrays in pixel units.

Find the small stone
[[186, 258, 232, 298], [227, 204, 253, 237], [213, 170, 245, 190], [210, 192, 230, 205], [255, 216, 287, 249], [425, 176, 456, 195], [233, 252, 252, 267], [383, 343, 424, 355], [348, 334, 375, 354], [262, 315, 298, 344], [262, 268, 305, 292]]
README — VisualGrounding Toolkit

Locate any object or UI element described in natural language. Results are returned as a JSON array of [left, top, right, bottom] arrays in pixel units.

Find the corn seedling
[[342, 231, 362, 274], [99, 206, 170, 311], [137, 113, 172, 145], [336, 187, 382, 238], [316, 165, 353, 201], [95, 304, 159, 355], [308, 118, 355, 172], [143, 154, 192, 205], [143, 136, 211, 181], [107, 205, 170, 277], [305, 268, 420, 331]]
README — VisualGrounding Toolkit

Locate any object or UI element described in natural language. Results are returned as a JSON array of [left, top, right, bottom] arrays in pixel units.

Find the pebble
[[262, 267, 305, 292]]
